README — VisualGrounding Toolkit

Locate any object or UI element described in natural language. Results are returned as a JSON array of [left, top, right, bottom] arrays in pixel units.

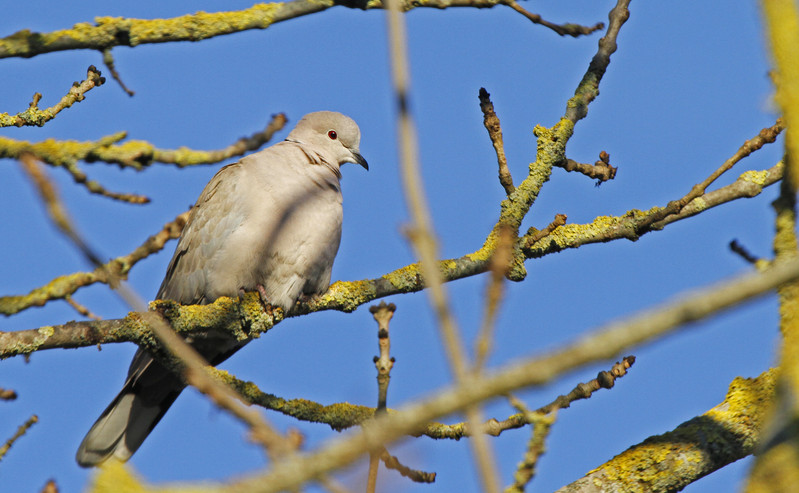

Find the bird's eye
[[328, 130, 337, 140]]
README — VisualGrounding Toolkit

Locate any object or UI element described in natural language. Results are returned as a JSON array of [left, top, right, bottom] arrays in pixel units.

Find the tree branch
[[557, 369, 775, 493], [0, 66, 105, 127], [0, 1, 602, 60], [0, 211, 189, 316], [0, 113, 287, 171], [207, 258, 799, 493]]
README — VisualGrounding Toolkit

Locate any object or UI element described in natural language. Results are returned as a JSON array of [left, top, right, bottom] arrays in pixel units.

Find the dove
[[76, 111, 368, 467]]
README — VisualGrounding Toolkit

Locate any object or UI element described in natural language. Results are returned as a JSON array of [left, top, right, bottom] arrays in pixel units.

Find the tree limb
[[0, 66, 105, 127], [556, 369, 775, 493], [0, 1, 602, 60]]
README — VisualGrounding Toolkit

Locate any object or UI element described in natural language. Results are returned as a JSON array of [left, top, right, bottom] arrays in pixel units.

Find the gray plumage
[[76, 111, 367, 467]]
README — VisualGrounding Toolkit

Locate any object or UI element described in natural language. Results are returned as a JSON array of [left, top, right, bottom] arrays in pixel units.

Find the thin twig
[[534, 356, 635, 415], [19, 153, 110, 265], [684, 119, 785, 206], [62, 159, 150, 204], [475, 224, 514, 370], [154, 113, 288, 167], [0, 66, 105, 127], [384, 0, 500, 490], [479, 88, 514, 195], [39, 480, 58, 493], [524, 214, 567, 250], [102, 48, 135, 96], [380, 448, 436, 483], [0, 388, 17, 400], [367, 302, 397, 493], [140, 311, 294, 460], [729, 240, 762, 265], [0, 210, 189, 315], [504, 396, 556, 493], [64, 295, 102, 320], [620, 119, 786, 233], [502, 0, 605, 37], [558, 151, 617, 183], [0, 415, 38, 461]]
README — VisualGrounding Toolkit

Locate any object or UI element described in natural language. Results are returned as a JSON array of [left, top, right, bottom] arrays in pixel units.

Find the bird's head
[[288, 111, 369, 171]]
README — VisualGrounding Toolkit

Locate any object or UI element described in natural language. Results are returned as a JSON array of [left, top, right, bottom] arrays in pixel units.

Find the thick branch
[[0, 293, 279, 360]]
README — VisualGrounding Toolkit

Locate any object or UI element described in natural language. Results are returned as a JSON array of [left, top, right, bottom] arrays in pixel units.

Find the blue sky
[[0, 1, 784, 492]]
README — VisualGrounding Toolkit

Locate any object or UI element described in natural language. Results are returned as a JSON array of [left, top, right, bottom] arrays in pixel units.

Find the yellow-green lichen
[[9, 325, 56, 355], [35, 325, 54, 341], [326, 279, 376, 311], [382, 263, 422, 291], [584, 370, 774, 491], [740, 169, 771, 186]]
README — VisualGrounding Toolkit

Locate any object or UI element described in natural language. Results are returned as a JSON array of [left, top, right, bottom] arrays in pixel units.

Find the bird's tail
[[76, 352, 183, 467]]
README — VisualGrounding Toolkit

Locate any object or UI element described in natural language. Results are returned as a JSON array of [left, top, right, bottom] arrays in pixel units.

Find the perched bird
[[76, 111, 368, 467]]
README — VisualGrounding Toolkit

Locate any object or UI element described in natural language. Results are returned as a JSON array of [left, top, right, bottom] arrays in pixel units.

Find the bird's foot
[[297, 292, 322, 306], [237, 286, 273, 312], [256, 284, 273, 311]]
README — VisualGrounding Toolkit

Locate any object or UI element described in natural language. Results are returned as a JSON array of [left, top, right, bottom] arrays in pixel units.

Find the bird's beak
[[352, 152, 369, 171]]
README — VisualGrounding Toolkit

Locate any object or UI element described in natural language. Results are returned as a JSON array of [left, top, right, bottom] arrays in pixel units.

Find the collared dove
[[76, 111, 368, 467]]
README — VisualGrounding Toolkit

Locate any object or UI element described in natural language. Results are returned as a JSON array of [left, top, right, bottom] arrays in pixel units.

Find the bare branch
[[385, 0, 500, 490], [39, 480, 58, 493], [140, 310, 294, 459], [479, 88, 514, 195], [64, 295, 102, 320], [730, 239, 763, 265], [535, 356, 635, 415], [475, 224, 514, 370], [367, 302, 397, 492], [101, 48, 135, 96], [0, 388, 17, 401], [502, 1, 604, 37], [557, 151, 617, 183], [0, 415, 38, 462], [505, 404, 556, 493], [380, 449, 436, 483]]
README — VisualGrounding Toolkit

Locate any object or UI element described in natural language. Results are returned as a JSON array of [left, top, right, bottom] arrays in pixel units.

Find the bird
[[76, 111, 368, 467]]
